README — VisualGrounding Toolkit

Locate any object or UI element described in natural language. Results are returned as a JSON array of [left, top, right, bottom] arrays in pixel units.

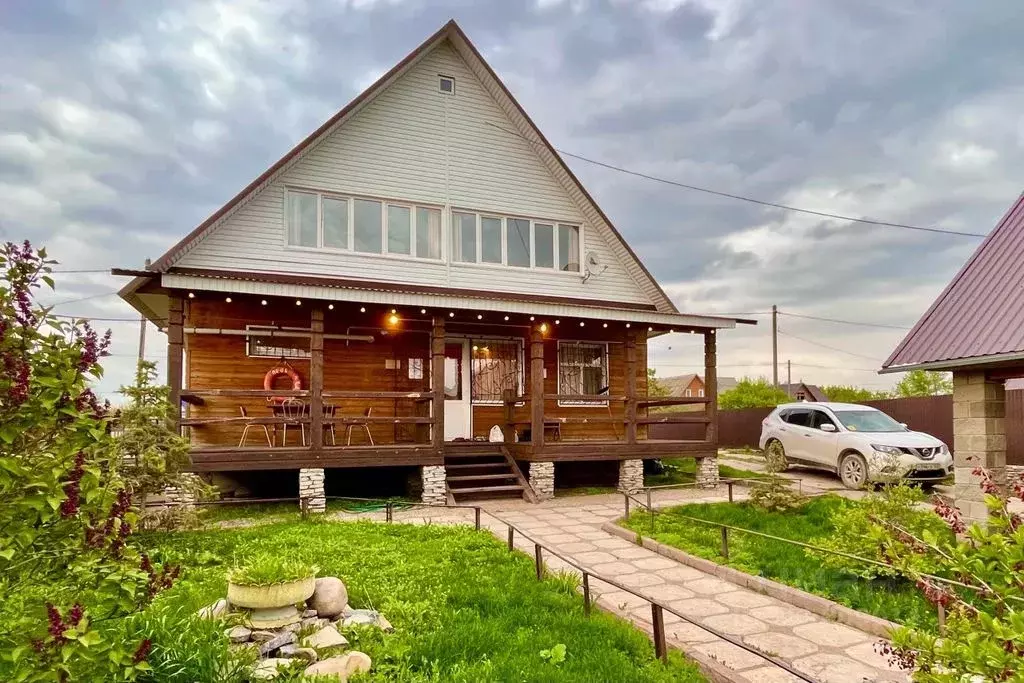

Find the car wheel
[[764, 439, 789, 472], [838, 452, 869, 489]]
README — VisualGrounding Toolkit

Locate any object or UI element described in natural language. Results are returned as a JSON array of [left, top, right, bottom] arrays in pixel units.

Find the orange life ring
[[264, 364, 302, 402]]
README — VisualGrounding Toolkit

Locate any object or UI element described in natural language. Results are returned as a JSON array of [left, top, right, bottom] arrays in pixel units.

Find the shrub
[[0, 242, 179, 681], [813, 482, 953, 579], [749, 440, 803, 512], [228, 554, 317, 586], [876, 469, 1024, 681]]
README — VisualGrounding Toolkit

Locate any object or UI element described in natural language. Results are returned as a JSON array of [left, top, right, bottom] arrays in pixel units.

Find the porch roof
[[118, 267, 753, 331]]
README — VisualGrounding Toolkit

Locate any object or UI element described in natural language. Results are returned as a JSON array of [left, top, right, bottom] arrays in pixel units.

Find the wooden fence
[[650, 391, 1024, 466]]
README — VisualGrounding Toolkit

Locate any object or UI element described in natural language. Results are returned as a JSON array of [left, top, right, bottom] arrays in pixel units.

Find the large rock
[[224, 625, 251, 643], [308, 577, 348, 618], [252, 658, 291, 680], [303, 652, 372, 681], [279, 644, 318, 663], [341, 609, 393, 632], [302, 623, 349, 650], [249, 630, 277, 642], [257, 630, 295, 656], [197, 598, 229, 620]]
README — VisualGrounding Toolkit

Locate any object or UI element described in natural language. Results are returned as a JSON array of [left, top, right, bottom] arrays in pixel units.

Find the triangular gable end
[[146, 20, 677, 314]]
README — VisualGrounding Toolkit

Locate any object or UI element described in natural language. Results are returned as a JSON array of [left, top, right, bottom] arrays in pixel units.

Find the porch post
[[698, 329, 719, 488], [166, 294, 184, 436], [530, 327, 545, 448], [309, 306, 324, 450], [431, 316, 445, 453], [625, 330, 638, 444], [952, 370, 1006, 522]]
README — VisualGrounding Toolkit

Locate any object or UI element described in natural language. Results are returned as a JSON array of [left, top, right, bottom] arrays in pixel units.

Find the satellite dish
[[582, 250, 606, 283]]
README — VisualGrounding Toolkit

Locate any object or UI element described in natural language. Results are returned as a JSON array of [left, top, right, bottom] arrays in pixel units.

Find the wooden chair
[[345, 407, 374, 446], [322, 404, 337, 446], [280, 398, 307, 446], [238, 406, 272, 447]]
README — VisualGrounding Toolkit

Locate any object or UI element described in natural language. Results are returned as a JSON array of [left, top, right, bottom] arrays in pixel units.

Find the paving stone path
[[473, 489, 908, 683]]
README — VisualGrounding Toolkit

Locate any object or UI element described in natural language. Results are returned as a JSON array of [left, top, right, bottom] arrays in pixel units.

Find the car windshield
[[832, 410, 905, 433]]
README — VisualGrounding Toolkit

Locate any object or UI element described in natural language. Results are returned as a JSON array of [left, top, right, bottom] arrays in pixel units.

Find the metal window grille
[[246, 326, 311, 359], [559, 342, 608, 405], [471, 339, 521, 403]]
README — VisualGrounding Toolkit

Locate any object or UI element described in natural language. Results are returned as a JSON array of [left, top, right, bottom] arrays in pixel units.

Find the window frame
[[245, 325, 311, 360], [556, 340, 610, 407], [449, 207, 583, 274], [283, 187, 444, 262]]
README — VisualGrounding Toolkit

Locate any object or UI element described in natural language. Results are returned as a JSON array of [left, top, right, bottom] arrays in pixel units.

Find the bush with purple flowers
[[0, 242, 178, 681]]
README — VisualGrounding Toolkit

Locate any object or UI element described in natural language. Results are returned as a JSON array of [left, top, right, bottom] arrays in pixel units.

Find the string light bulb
[[420, 308, 426, 314], [555, 319, 560, 325], [225, 296, 232, 303], [328, 304, 334, 310], [603, 323, 608, 328], [260, 299, 267, 306], [296, 300, 302, 306], [625, 323, 630, 328], [449, 312, 455, 318], [360, 306, 366, 313], [530, 316, 535, 321], [504, 315, 509, 321], [477, 314, 483, 320], [579, 321, 585, 327], [187, 292, 195, 299]]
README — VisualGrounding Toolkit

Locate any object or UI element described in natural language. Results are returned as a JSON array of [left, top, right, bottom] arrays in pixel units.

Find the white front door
[[443, 340, 472, 440]]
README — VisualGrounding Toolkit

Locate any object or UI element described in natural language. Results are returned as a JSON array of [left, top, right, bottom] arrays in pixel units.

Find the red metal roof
[[883, 193, 1024, 371]]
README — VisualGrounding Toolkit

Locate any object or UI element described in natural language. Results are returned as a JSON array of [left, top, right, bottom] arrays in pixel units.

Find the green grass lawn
[[621, 495, 937, 628], [138, 520, 705, 682], [644, 458, 763, 487], [195, 498, 415, 525]]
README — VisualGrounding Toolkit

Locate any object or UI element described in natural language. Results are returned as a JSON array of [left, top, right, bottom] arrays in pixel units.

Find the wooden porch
[[166, 294, 720, 473]]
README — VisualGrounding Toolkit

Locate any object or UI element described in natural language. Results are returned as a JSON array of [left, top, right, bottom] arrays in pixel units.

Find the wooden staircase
[[443, 442, 538, 503]]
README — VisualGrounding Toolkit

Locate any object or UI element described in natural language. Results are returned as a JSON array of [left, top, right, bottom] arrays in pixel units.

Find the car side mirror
[[820, 423, 837, 432], [899, 422, 908, 430]]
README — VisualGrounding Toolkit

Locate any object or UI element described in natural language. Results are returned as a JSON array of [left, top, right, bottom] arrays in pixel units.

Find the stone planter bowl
[[227, 576, 316, 609]]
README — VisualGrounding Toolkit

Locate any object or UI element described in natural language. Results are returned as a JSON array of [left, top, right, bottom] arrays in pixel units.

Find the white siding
[[179, 40, 650, 305]]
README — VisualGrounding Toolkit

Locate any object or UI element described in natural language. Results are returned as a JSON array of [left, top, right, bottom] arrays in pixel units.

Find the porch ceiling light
[[477, 314, 483, 319], [504, 315, 509, 321], [449, 311, 455, 317], [421, 308, 427, 314], [579, 321, 585, 327], [648, 326, 653, 331], [388, 314, 399, 325], [188, 292, 195, 299], [360, 307, 366, 313], [225, 297, 232, 303], [260, 299, 267, 306], [391, 308, 397, 314], [540, 323, 549, 333], [296, 300, 302, 306], [530, 316, 535, 321], [625, 323, 631, 328], [555, 319, 560, 325], [328, 304, 334, 310], [603, 323, 608, 328]]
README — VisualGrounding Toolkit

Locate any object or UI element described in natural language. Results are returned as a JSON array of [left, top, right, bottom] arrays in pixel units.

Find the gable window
[[439, 75, 455, 95], [558, 341, 608, 406], [450, 209, 581, 271], [684, 389, 692, 397], [246, 326, 310, 359], [285, 189, 441, 260], [470, 339, 523, 404]]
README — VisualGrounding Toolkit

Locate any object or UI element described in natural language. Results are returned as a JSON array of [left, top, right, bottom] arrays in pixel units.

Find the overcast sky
[[2, 0, 1022, 398]]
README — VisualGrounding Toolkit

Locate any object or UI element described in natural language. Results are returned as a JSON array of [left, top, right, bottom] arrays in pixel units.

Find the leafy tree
[[718, 377, 791, 410], [0, 242, 178, 681], [115, 361, 211, 529], [873, 470, 1024, 681], [894, 370, 953, 397], [821, 384, 889, 402], [646, 368, 671, 398]]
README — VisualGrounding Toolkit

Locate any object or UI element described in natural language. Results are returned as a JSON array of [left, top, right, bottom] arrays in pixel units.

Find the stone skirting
[[529, 462, 554, 501], [421, 465, 447, 505], [695, 455, 719, 489], [162, 473, 204, 507], [617, 459, 644, 494], [299, 468, 326, 513]]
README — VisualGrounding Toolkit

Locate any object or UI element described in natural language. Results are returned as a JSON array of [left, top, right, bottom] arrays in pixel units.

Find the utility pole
[[772, 305, 779, 388], [787, 360, 791, 396], [136, 258, 150, 364]]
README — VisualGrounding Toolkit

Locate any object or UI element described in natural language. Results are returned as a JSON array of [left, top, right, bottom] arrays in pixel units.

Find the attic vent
[[438, 75, 455, 95]]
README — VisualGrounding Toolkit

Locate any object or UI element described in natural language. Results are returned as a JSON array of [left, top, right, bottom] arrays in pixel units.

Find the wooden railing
[[499, 392, 716, 447], [178, 389, 436, 449]]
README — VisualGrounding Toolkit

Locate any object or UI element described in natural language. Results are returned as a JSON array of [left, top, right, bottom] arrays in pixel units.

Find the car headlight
[[871, 444, 904, 456], [939, 444, 949, 455]]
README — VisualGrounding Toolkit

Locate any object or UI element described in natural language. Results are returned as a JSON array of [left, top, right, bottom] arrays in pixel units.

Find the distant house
[[661, 374, 738, 398], [779, 382, 827, 402], [882, 192, 1024, 521]]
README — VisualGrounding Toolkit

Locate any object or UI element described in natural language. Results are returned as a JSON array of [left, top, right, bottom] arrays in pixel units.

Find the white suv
[[758, 402, 953, 489]]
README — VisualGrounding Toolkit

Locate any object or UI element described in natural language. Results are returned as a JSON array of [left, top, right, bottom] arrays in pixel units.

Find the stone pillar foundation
[[617, 459, 644, 494], [952, 371, 1006, 522], [421, 465, 448, 505], [695, 455, 719, 489], [299, 468, 326, 513], [529, 461, 554, 501]]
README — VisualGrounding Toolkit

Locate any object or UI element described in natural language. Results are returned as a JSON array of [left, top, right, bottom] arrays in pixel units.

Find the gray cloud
[[1, 0, 1022, 397]]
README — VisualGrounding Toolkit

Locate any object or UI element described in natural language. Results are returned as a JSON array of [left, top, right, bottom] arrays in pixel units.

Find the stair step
[[447, 473, 516, 482], [445, 462, 509, 470], [449, 485, 524, 495]]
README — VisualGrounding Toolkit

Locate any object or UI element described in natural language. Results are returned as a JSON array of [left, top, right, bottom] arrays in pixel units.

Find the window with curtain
[[452, 212, 477, 262], [470, 339, 522, 404], [322, 197, 348, 248], [506, 218, 531, 267], [481, 216, 503, 263], [416, 207, 441, 259], [535, 223, 554, 268], [387, 205, 411, 255], [353, 199, 382, 253], [559, 224, 580, 272], [286, 191, 318, 247], [558, 341, 608, 405]]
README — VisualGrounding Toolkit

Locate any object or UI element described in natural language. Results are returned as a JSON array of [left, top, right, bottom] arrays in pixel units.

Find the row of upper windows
[[284, 189, 582, 272]]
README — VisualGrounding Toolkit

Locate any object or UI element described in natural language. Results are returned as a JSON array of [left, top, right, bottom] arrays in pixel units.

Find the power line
[[44, 291, 120, 307], [778, 311, 911, 330], [777, 328, 884, 363], [486, 122, 987, 238], [51, 269, 112, 274]]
